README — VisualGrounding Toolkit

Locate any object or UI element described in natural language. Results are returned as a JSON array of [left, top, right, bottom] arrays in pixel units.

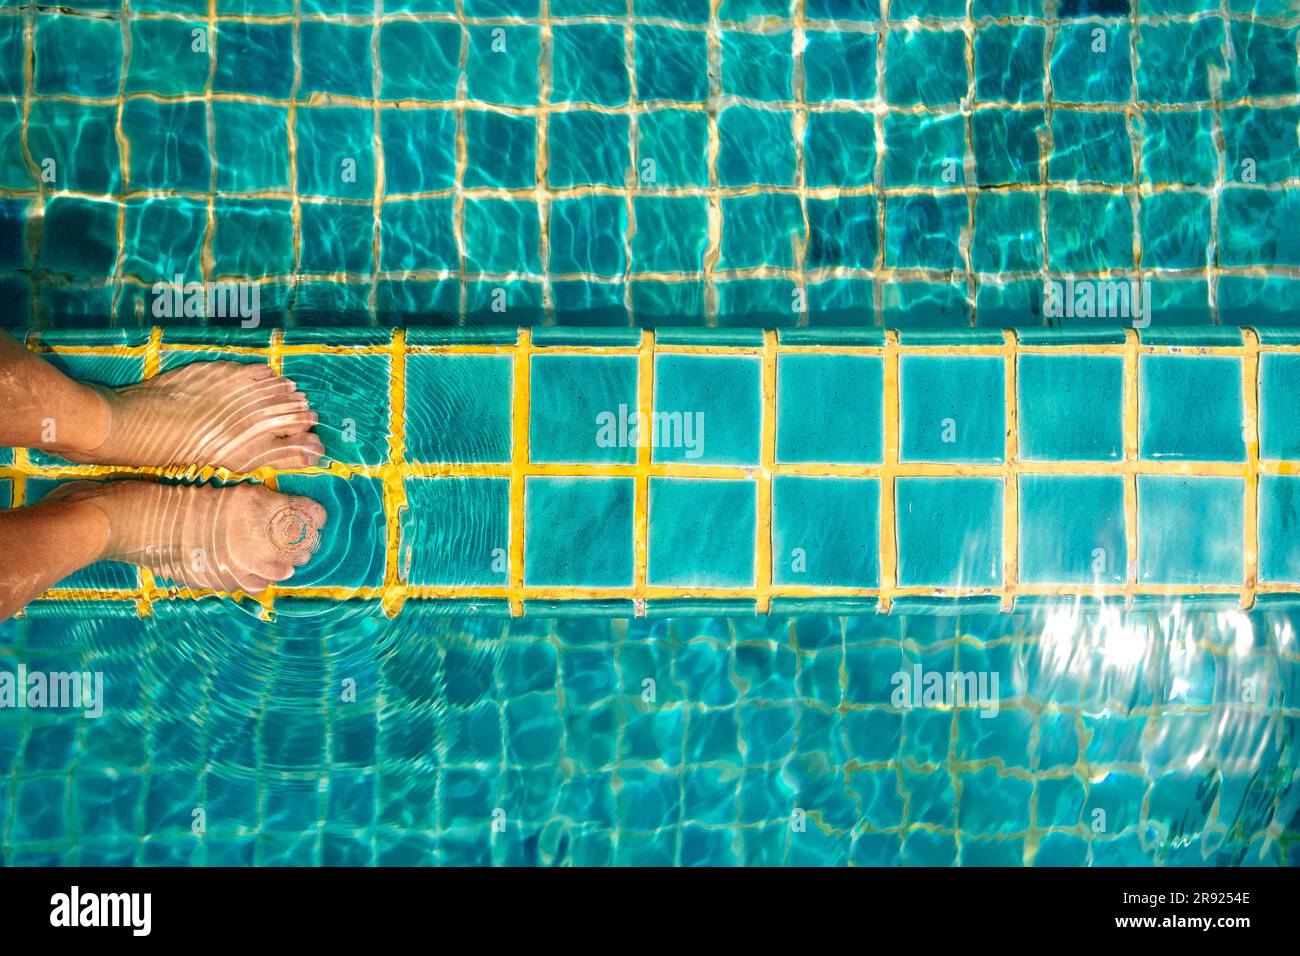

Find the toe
[[246, 363, 274, 381], [289, 495, 328, 529]]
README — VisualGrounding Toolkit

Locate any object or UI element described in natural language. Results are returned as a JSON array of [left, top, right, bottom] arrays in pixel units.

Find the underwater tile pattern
[[3, 5, 1300, 327], [8, 323, 1300, 616], [2, 607, 1296, 866]]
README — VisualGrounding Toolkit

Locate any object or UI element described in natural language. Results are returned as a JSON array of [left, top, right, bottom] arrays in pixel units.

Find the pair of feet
[[50, 360, 327, 594]]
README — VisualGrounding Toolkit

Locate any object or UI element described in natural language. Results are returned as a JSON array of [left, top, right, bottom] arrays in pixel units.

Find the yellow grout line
[[1241, 327, 1260, 611], [755, 330, 777, 613], [507, 329, 532, 615], [878, 329, 900, 612], [1123, 327, 1140, 609], [633, 329, 654, 614], [380, 327, 408, 617], [1002, 329, 1018, 612]]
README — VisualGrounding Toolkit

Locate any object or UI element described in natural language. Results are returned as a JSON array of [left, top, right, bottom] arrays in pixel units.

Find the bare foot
[[62, 360, 324, 472], [50, 480, 326, 594]]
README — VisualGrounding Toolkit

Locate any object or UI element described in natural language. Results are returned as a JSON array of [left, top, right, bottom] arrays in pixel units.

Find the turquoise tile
[[462, 111, 535, 189], [382, 109, 456, 194], [720, 194, 803, 270], [1139, 110, 1217, 186], [1218, 188, 1300, 268], [0, 478, 10, 509], [722, 30, 792, 101], [1018, 475, 1126, 585], [1259, 476, 1300, 584], [807, 278, 874, 325], [300, 21, 373, 98], [637, 109, 709, 187], [159, 349, 267, 372], [552, 281, 627, 324], [973, 193, 1042, 273], [212, 199, 293, 278], [402, 478, 511, 587], [885, 29, 965, 106], [807, 0, 880, 17], [126, 19, 210, 96], [900, 355, 1005, 464], [463, 281, 543, 324], [1140, 192, 1212, 270], [280, 353, 390, 466], [1222, 106, 1300, 185], [529, 354, 638, 465], [524, 477, 634, 588], [1047, 191, 1133, 272], [1050, 23, 1131, 103], [294, 107, 374, 199], [1139, 355, 1244, 462], [466, 25, 540, 107], [1137, 476, 1243, 585], [123, 100, 210, 192], [652, 354, 760, 465], [122, 198, 206, 284], [464, 200, 541, 274], [632, 197, 708, 274], [547, 112, 629, 188], [1017, 354, 1123, 461], [973, 108, 1044, 185], [883, 112, 965, 187], [771, 476, 880, 588], [631, 279, 706, 324], [379, 198, 457, 273], [1048, 111, 1132, 183], [404, 354, 513, 464], [891, 0, 962, 14], [275, 475, 385, 590], [0, 17, 21, 98], [1137, 19, 1224, 104], [1225, 20, 1299, 99], [0, 102, 30, 191], [884, 194, 965, 271], [1261, 354, 1300, 459], [549, 196, 626, 277], [895, 477, 1003, 588], [214, 102, 289, 192], [301, 202, 373, 275], [805, 112, 874, 188], [633, 24, 707, 102], [804, 30, 876, 103], [26, 100, 121, 194], [637, 0, 711, 21], [718, 106, 795, 186], [776, 354, 882, 464], [647, 478, 756, 588], [378, 20, 460, 100], [213, 22, 293, 98], [974, 24, 1044, 104], [34, 13, 121, 96], [552, 24, 628, 106], [883, 280, 970, 327]]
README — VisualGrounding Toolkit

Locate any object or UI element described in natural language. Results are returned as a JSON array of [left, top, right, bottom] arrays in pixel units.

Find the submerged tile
[[771, 476, 880, 588], [1137, 476, 1243, 585], [648, 478, 756, 588], [524, 477, 634, 588], [899, 355, 1005, 463]]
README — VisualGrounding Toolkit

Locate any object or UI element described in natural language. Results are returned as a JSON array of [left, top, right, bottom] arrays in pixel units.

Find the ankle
[[38, 382, 112, 455]]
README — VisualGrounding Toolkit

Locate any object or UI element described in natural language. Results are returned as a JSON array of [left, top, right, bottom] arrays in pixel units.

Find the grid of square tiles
[[1, 3, 1299, 326], [9, 324, 1300, 617], [2, 610, 1296, 865]]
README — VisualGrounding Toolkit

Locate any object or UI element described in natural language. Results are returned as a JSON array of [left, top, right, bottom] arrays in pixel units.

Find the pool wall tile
[[12, 328, 1300, 614]]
